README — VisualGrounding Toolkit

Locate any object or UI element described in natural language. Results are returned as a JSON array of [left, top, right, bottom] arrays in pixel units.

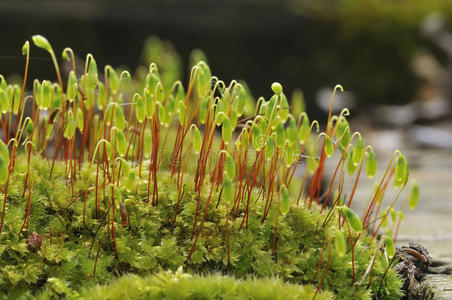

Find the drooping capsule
[[76, 107, 84, 131], [366, 149, 377, 178], [26, 120, 34, 136], [286, 116, 298, 145], [223, 177, 234, 205], [0, 155, 8, 185], [276, 122, 285, 148], [324, 135, 334, 158], [280, 184, 290, 216], [86, 57, 98, 91], [221, 116, 232, 145], [352, 136, 364, 165], [63, 111, 76, 139], [298, 116, 310, 144], [225, 154, 235, 180], [199, 95, 209, 124], [335, 229, 346, 257], [115, 130, 127, 157], [193, 126, 202, 154], [408, 180, 419, 210], [144, 88, 154, 118], [134, 93, 145, 123], [236, 87, 246, 116], [341, 206, 362, 232], [346, 150, 357, 176], [385, 236, 396, 259]]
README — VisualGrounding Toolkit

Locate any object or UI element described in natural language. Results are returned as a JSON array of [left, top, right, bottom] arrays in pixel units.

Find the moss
[[0, 154, 402, 299]]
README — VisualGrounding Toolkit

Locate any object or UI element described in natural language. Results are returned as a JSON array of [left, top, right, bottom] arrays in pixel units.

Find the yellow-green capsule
[[199, 95, 209, 124], [222, 116, 232, 145], [276, 122, 285, 148], [114, 105, 126, 131], [381, 210, 388, 229], [147, 72, 159, 94], [385, 236, 395, 259], [336, 118, 349, 139], [225, 154, 235, 180], [223, 177, 234, 205], [266, 95, 277, 120], [271, 82, 283, 95], [341, 206, 362, 232], [0, 90, 8, 113], [335, 229, 346, 257], [339, 129, 351, 152], [144, 88, 154, 118], [76, 107, 84, 131], [324, 135, 334, 158], [155, 82, 165, 103], [41, 80, 52, 110], [265, 134, 275, 161], [280, 184, 290, 216], [215, 99, 225, 126], [64, 111, 76, 139], [230, 110, 238, 130], [279, 93, 289, 122], [307, 156, 318, 174], [0, 154, 8, 185], [196, 62, 211, 96], [178, 101, 186, 126], [408, 180, 419, 210], [365, 149, 377, 178], [107, 67, 119, 92], [158, 103, 167, 126], [134, 93, 145, 123], [32, 35, 52, 52], [285, 142, 294, 167], [298, 116, 310, 144], [0, 140, 10, 165], [86, 58, 98, 91], [346, 151, 357, 176], [66, 71, 78, 101], [390, 208, 397, 223], [395, 154, 407, 183], [26, 121, 34, 136], [96, 82, 106, 109], [286, 116, 297, 145], [252, 123, 263, 150], [115, 130, 127, 157], [236, 87, 246, 116], [398, 211, 404, 222], [352, 137, 364, 165], [193, 126, 202, 154]]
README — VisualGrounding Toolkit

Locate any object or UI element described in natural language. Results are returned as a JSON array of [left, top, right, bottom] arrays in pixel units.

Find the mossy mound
[[0, 154, 402, 299]]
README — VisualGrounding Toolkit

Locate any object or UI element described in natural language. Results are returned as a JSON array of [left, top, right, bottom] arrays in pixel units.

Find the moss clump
[[0, 154, 401, 299]]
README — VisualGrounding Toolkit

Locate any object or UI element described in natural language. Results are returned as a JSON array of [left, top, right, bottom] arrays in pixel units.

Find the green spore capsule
[[346, 150, 357, 176], [236, 87, 246, 116], [390, 208, 397, 223], [339, 129, 351, 152], [298, 116, 310, 144], [196, 62, 211, 96], [199, 95, 209, 124], [352, 136, 364, 165], [336, 118, 349, 139], [215, 99, 225, 126], [230, 110, 238, 129], [0, 140, 10, 165], [66, 71, 78, 101], [178, 101, 186, 126], [280, 184, 290, 216], [193, 126, 202, 154], [155, 82, 165, 103], [307, 156, 318, 174], [398, 211, 405, 222], [335, 230, 346, 257], [223, 177, 234, 205], [285, 142, 294, 167], [107, 67, 119, 92], [221, 116, 232, 145], [365, 149, 377, 178], [0, 154, 8, 185], [144, 88, 154, 118], [32, 35, 52, 52], [408, 180, 419, 210], [158, 103, 167, 126], [115, 130, 127, 157], [41, 80, 52, 110], [341, 206, 362, 232], [286, 116, 298, 145], [86, 58, 98, 91], [76, 108, 84, 131], [385, 236, 396, 259], [265, 134, 275, 161], [25, 121, 34, 136], [64, 111, 76, 139], [0, 90, 8, 113], [266, 95, 277, 120], [395, 154, 407, 183], [324, 135, 334, 158], [252, 123, 263, 150], [276, 122, 286, 148], [114, 105, 126, 131], [279, 93, 289, 122], [225, 154, 235, 180], [96, 82, 106, 109], [135, 94, 145, 123], [271, 82, 283, 95]]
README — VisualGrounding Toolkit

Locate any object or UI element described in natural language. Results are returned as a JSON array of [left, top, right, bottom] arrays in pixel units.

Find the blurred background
[[1, 0, 452, 295]]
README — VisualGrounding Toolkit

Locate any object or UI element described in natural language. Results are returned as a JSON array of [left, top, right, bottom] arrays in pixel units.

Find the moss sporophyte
[[0, 35, 420, 299]]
